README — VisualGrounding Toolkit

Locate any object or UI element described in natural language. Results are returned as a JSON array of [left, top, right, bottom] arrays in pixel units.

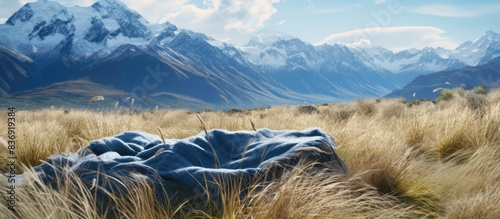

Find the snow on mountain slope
[[242, 34, 466, 80], [351, 46, 460, 74], [450, 31, 500, 66], [239, 34, 296, 68], [238, 34, 401, 97], [0, 0, 160, 63], [241, 34, 336, 71], [0, 0, 349, 108], [1, 0, 500, 108], [0, 0, 251, 67], [1, 1, 74, 61], [386, 56, 500, 100], [1, 0, 498, 79], [242, 31, 499, 82], [219, 30, 500, 98]]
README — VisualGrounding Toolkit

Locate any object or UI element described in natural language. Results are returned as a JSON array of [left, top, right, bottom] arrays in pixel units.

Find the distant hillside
[[0, 45, 41, 96], [0, 79, 129, 109], [1, 0, 499, 109], [385, 56, 500, 100]]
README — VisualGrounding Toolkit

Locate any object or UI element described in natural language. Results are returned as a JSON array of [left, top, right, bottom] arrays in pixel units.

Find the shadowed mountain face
[[385, 56, 500, 100], [0, 0, 499, 109], [0, 45, 41, 96]]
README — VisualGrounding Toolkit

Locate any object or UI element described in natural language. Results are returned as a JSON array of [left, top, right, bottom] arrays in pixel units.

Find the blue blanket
[[32, 128, 348, 206]]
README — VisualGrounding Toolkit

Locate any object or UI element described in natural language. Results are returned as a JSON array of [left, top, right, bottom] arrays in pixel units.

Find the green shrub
[[436, 89, 454, 102], [472, 85, 489, 95]]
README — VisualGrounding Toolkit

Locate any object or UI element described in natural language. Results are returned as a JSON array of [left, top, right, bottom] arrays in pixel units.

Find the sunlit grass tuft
[[1, 88, 499, 218]]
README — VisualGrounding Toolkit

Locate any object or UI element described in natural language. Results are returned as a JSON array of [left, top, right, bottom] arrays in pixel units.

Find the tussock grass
[[244, 167, 432, 218], [1, 88, 500, 218]]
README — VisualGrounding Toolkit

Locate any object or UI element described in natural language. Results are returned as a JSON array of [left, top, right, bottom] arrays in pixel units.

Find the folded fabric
[[32, 128, 348, 206]]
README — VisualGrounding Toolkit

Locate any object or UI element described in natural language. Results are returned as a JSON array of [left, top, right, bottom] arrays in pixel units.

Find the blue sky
[[1, 0, 499, 51], [269, 0, 500, 50]]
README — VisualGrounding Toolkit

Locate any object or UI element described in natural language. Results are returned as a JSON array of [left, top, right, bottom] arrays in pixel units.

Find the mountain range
[[386, 56, 500, 100], [0, 0, 499, 109]]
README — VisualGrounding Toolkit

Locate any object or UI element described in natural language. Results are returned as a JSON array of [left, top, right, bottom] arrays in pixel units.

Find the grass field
[[1, 88, 500, 218]]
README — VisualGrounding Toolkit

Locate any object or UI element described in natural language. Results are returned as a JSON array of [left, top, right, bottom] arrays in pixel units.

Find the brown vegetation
[[1, 88, 500, 218]]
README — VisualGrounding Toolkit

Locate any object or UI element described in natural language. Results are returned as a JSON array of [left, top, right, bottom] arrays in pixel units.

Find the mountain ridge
[[1, 0, 499, 109], [385, 56, 500, 100]]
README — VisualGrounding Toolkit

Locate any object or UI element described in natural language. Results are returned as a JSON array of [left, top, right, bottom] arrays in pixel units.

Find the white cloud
[[9, 0, 279, 31], [346, 39, 372, 48], [19, 0, 95, 6], [121, 0, 188, 24], [155, 0, 281, 45], [410, 4, 500, 17], [305, 0, 314, 9], [276, 19, 286, 26], [1, 0, 97, 24], [1, 0, 188, 28], [2, 0, 280, 45], [0, 0, 22, 24], [374, 0, 387, 4], [316, 26, 459, 52], [162, 0, 280, 32]]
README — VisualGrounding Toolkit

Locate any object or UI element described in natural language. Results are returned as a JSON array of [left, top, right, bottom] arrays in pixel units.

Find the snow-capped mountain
[[0, 0, 157, 64], [239, 34, 401, 97], [242, 31, 500, 86], [352, 47, 462, 74], [351, 46, 467, 84], [450, 31, 500, 66], [0, 0, 347, 109], [0, 0, 499, 108], [384, 31, 500, 101], [386, 56, 500, 100], [240, 34, 320, 69]]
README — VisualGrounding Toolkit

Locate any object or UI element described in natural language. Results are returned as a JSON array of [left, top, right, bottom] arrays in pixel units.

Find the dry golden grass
[[1, 88, 500, 218]]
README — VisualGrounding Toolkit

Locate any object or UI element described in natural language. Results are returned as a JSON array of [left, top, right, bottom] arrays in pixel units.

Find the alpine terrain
[[0, 0, 499, 109]]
